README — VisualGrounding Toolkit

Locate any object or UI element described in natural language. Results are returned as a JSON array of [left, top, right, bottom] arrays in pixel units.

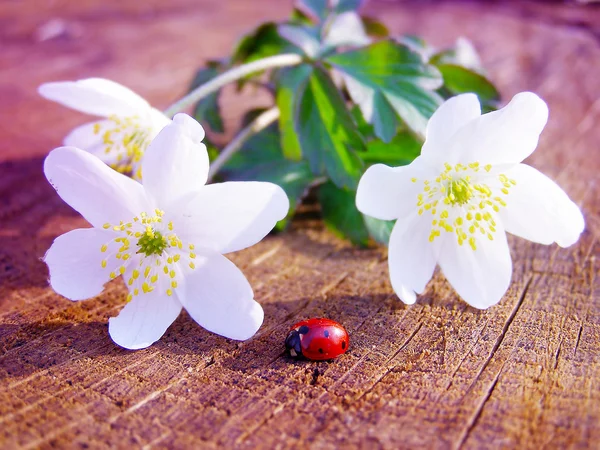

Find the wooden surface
[[1, 1, 599, 448]]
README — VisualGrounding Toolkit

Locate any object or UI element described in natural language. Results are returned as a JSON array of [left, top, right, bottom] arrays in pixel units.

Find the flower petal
[[421, 93, 481, 164], [356, 157, 431, 221], [63, 120, 121, 165], [108, 292, 182, 350], [44, 228, 121, 301], [44, 146, 151, 227], [142, 114, 209, 207], [174, 181, 289, 254], [388, 213, 436, 304], [449, 92, 549, 166], [499, 164, 585, 247], [38, 78, 150, 118], [177, 251, 263, 340], [437, 221, 512, 309]]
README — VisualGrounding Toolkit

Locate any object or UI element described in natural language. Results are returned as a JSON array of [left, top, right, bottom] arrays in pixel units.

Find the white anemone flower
[[43, 114, 289, 349], [356, 92, 584, 309], [39, 78, 171, 180]]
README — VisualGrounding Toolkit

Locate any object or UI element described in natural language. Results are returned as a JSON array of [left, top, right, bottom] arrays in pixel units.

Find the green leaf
[[362, 131, 422, 167], [189, 66, 224, 133], [276, 66, 310, 161], [333, 0, 364, 13], [297, 0, 328, 22], [363, 215, 395, 246], [203, 135, 221, 163], [327, 40, 443, 140], [294, 64, 365, 189], [278, 24, 322, 58], [436, 64, 499, 103], [430, 37, 484, 74], [361, 16, 389, 38], [318, 182, 369, 246], [232, 22, 297, 64]]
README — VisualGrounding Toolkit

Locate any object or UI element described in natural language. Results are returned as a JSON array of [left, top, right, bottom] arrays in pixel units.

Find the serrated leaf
[[327, 40, 443, 140], [189, 66, 224, 133], [232, 22, 297, 64], [332, 0, 364, 13], [278, 24, 322, 57], [296, 0, 328, 22], [362, 131, 422, 167], [276, 66, 311, 161], [430, 37, 484, 74], [318, 182, 369, 246], [361, 16, 389, 38], [436, 64, 499, 103], [294, 64, 365, 189], [397, 35, 433, 61], [322, 11, 370, 51]]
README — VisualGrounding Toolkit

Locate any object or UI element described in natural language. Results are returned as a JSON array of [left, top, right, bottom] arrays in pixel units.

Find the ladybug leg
[[285, 330, 303, 358]]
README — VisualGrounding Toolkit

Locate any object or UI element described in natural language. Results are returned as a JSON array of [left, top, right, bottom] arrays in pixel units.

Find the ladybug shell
[[285, 318, 349, 361]]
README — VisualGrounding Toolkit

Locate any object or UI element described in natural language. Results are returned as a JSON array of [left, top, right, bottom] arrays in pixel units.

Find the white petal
[[108, 292, 182, 350], [44, 147, 151, 228], [174, 181, 289, 254], [38, 78, 150, 118], [437, 221, 512, 309], [421, 93, 481, 164], [499, 164, 585, 247], [388, 213, 436, 304], [63, 120, 120, 165], [142, 114, 209, 207], [177, 252, 263, 340], [356, 157, 431, 221], [44, 228, 121, 301], [448, 92, 549, 166]]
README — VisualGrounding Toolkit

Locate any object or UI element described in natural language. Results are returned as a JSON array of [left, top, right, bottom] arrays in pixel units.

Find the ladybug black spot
[[318, 348, 324, 354], [341, 341, 346, 349], [298, 325, 310, 335], [324, 330, 330, 338]]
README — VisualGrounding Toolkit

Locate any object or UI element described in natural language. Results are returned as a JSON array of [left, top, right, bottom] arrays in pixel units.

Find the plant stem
[[164, 54, 303, 117], [207, 107, 280, 181]]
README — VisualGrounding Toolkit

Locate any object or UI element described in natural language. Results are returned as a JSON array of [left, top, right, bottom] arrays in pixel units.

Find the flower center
[[99, 209, 197, 302], [93, 115, 152, 180], [136, 230, 167, 256], [412, 162, 516, 250], [447, 177, 473, 205]]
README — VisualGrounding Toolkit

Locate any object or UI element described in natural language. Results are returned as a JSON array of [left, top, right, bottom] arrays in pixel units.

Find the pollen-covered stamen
[[100, 209, 197, 301], [93, 115, 153, 180], [412, 162, 516, 250]]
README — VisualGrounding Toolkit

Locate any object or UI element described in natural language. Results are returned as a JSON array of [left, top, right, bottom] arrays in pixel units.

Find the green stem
[[164, 54, 303, 117], [207, 107, 280, 181]]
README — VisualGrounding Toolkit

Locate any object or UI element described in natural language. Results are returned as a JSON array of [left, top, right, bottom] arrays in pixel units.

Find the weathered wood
[[1, 1, 598, 448]]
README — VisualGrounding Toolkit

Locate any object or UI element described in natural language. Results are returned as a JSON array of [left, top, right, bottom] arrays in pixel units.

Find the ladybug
[[285, 318, 349, 361]]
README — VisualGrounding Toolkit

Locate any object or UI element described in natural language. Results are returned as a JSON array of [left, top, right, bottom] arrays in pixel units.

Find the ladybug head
[[284, 329, 302, 358], [284, 325, 309, 358]]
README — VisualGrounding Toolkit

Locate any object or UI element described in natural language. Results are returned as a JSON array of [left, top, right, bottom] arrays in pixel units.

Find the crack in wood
[[354, 321, 424, 403], [464, 276, 533, 396], [454, 371, 502, 450]]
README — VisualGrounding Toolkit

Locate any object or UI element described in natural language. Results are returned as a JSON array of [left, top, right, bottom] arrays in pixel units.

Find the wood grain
[[0, 1, 598, 448]]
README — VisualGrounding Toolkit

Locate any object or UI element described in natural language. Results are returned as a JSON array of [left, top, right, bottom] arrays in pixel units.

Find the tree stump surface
[[1, 1, 599, 448]]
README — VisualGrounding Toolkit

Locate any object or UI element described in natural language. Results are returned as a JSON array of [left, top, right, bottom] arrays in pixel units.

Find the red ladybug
[[285, 318, 349, 360]]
